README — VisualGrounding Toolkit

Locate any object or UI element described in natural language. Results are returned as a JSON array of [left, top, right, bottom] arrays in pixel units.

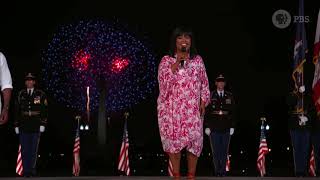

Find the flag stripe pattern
[[168, 157, 173, 176], [72, 127, 80, 176], [310, 147, 316, 177], [16, 144, 23, 176], [118, 121, 130, 176]]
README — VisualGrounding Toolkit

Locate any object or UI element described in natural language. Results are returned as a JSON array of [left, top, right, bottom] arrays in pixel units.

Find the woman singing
[[157, 27, 210, 179]]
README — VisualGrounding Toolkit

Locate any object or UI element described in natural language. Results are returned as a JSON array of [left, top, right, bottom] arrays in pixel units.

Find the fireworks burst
[[42, 20, 157, 112]]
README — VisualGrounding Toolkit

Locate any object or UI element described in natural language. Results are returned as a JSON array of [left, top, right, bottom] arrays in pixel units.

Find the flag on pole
[[257, 125, 268, 177], [118, 120, 130, 176], [312, 9, 320, 114], [72, 124, 80, 176], [292, 0, 308, 112], [16, 144, 23, 176], [309, 147, 316, 176], [168, 157, 173, 177]]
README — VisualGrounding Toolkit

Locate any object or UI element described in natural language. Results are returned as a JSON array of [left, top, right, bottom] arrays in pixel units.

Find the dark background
[[0, 0, 320, 177]]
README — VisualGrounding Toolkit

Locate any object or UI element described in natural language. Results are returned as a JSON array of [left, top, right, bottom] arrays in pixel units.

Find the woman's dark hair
[[169, 27, 198, 58]]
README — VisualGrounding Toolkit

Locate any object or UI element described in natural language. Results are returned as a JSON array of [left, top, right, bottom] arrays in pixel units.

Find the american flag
[[312, 9, 320, 114], [309, 147, 316, 176], [72, 127, 80, 176], [118, 120, 130, 176], [292, 0, 308, 112], [257, 125, 268, 177], [168, 157, 173, 176], [16, 144, 23, 176]]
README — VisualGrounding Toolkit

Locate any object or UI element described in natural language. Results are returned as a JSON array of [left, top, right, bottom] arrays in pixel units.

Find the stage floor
[[0, 177, 309, 180]]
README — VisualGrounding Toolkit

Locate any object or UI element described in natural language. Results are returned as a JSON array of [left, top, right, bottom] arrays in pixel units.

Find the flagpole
[[301, 67, 304, 114], [124, 112, 129, 133], [76, 115, 80, 131], [300, 0, 305, 103]]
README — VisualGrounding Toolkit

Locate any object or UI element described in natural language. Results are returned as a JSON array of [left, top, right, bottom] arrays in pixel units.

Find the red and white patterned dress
[[157, 55, 210, 157]]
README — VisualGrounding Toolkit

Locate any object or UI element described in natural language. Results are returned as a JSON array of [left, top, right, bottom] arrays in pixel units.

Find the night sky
[[0, 0, 320, 177]]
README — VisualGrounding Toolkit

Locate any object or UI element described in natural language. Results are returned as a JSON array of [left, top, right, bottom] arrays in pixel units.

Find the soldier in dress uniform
[[14, 73, 48, 177], [204, 74, 235, 176], [287, 85, 313, 177]]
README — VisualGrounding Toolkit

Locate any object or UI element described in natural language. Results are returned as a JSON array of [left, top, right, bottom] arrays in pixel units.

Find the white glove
[[230, 128, 234, 135], [298, 115, 308, 126], [40, 126, 45, 133], [299, 115, 308, 122], [15, 127, 19, 134], [205, 128, 211, 136], [299, 86, 305, 93]]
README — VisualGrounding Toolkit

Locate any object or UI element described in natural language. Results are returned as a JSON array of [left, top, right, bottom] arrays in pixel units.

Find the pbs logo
[[293, 16, 310, 23], [272, 9, 310, 29]]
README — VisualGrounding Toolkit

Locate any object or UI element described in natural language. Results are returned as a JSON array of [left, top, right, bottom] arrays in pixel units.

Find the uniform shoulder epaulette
[[35, 89, 45, 95], [18, 89, 25, 96], [17, 90, 26, 103], [225, 91, 233, 96]]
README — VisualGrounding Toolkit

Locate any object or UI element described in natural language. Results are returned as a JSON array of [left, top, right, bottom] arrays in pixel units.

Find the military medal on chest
[[34, 96, 41, 104]]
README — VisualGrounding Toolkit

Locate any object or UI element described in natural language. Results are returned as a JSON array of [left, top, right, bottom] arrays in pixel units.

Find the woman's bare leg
[[187, 151, 198, 179], [168, 152, 181, 179]]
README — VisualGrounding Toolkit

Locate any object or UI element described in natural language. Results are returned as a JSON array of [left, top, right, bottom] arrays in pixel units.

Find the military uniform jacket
[[205, 90, 235, 132], [14, 89, 48, 133]]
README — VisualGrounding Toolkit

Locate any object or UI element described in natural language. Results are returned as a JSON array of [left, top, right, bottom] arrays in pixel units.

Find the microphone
[[180, 47, 187, 67]]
